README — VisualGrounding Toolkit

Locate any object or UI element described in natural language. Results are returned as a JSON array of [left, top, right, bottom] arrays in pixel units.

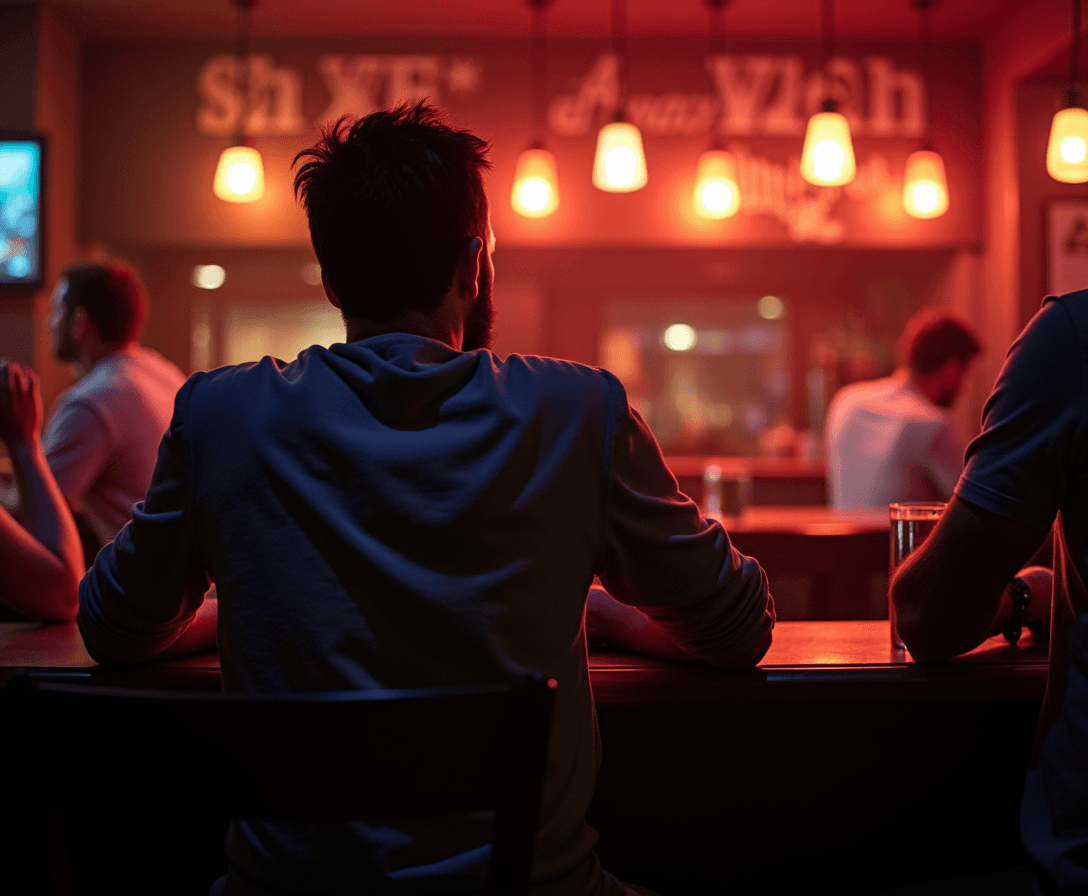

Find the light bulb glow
[[213, 145, 265, 202], [662, 323, 697, 352], [693, 150, 741, 219], [1061, 135, 1087, 164], [593, 122, 648, 192], [192, 265, 226, 290], [226, 161, 257, 194], [510, 148, 560, 217], [902, 149, 949, 219], [1047, 107, 1088, 183], [800, 111, 856, 186]]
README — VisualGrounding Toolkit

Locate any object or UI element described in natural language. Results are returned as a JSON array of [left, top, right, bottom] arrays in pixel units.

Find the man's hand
[[891, 497, 1049, 662], [0, 361, 43, 449]]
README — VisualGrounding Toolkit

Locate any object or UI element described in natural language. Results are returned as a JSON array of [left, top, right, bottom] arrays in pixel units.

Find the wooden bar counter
[[0, 621, 1048, 894]]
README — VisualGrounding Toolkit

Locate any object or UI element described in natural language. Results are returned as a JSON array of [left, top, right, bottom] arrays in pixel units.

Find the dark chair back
[[7, 671, 557, 896]]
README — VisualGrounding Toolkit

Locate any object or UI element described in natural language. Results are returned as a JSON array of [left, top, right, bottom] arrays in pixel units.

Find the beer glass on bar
[[889, 502, 945, 653]]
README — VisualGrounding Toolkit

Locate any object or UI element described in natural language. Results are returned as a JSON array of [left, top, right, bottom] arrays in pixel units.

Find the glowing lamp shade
[[902, 150, 949, 219], [511, 148, 560, 217], [1047, 107, 1088, 184], [693, 150, 741, 219], [213, 145, 265, 203], [800, 111, 856, 186], [593, 121, 648, 192]]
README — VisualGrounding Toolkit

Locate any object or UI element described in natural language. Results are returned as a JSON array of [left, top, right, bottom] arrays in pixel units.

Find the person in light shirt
[[42, 260, 186, 553], [825, 307, 981, 509]]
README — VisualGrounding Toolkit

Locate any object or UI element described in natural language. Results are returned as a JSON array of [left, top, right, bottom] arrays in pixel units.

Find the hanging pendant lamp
[[694, 0, 740, 219], [213, 0, 265, 203], [593, 0, 647, 192], [1047, 0, 1088, 183], [800, 0, 856, 187], [512, 0, 559, 217]]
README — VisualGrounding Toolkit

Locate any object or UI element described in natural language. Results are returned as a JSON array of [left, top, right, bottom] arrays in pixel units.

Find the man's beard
[[462, 264, 495, 352]]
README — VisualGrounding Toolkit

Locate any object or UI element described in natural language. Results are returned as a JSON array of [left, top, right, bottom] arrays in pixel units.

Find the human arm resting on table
[[891, 298, 1085, 662], [586, 586, 771, 669], [890, 497, 1048, 662], [0, 362, 83, 622], [592, 389, 774, 669], [78, 376, 214, 664]]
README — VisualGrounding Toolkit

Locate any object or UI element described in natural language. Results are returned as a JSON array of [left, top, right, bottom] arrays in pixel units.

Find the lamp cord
[[914, 0, 936, 149], [1071, 0, 1082, 106], [234, 0, 253, 145], [529, 0, 549, 146], [612, 0, 628, 120], [821, 0, 834, 94], [707, 0, 728, 149]]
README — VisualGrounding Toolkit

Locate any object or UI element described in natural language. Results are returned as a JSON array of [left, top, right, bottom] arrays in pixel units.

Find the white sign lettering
[[196, 53, 482, 137], [550, 53, 926, 139], [196, 55, 306, 136], [732, 146, 893, 244]]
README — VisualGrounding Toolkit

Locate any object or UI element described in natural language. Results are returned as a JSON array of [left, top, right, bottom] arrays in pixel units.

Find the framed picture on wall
[[1048, 201, 1088, 296]]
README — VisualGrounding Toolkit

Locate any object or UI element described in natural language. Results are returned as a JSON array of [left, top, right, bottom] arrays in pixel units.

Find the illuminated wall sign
[[196, 54, 483, 137], [80, 38, 981, 249], [549, 53, 924, 139]]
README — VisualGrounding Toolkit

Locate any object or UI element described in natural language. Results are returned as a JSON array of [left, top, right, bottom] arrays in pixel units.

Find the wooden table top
[[0, 619, 1047, 702], [715, 505, 889, 534]]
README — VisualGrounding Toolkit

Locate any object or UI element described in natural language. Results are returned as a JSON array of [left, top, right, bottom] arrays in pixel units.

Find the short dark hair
[[898, 308, 981, 375], [292, 102, 492, 322], [61, 261, 147, 345]]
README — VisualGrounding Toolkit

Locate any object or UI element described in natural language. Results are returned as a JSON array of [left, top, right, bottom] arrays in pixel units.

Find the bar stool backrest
[[5, 670, 557, 896]]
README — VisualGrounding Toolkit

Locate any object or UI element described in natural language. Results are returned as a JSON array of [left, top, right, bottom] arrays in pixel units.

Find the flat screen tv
[[0, 132, 44, 286]]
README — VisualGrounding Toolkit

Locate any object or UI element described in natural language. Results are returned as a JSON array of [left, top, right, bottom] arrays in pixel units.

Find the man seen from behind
[[77, 103, 774, 896]]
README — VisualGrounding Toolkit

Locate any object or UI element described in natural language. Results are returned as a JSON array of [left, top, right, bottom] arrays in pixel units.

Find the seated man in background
[[825, 307, 981, 509], [890, 288, 1088, 894], [42, 260, 186, 554], [0, 360, 83, 621], [77, 103, 774, 896]]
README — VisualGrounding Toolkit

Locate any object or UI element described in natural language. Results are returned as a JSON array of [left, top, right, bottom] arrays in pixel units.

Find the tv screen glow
[[0, 136, 43, 285]]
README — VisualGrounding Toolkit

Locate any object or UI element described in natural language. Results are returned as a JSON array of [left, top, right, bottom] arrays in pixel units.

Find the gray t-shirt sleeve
[[42, 398, 111, 503], [596, 389, 773, 666], [956, 298, 1087, 532]]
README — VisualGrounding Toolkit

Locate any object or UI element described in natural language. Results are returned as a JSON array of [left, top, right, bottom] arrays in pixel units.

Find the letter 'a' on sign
[[593, 121, 648, 192], [1047, 107, 1088, 184], [902, 149, 949, 218], [213, 145, 265, 202], [511, 146, 560, 217], [693, 149, 741, 219], [800, 110, 856, 187]]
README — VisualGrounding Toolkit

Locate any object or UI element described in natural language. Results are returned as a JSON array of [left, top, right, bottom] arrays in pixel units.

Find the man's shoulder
[[828, 377, 896, 415], [497, 352, 624, 407]]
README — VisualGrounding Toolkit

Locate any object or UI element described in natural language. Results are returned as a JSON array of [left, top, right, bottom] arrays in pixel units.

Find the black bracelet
[[1003, 576, 1031, 645]]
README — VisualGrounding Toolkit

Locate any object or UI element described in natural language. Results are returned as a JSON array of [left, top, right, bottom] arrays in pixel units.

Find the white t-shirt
[[43, 346, 186, 547], [824, 375, 966, 510]]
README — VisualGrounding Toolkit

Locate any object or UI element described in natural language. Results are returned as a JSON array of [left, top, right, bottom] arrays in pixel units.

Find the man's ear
[[320, 271, 342, 310], [457, 237, 484, 301], [69, 306, 90, 340]]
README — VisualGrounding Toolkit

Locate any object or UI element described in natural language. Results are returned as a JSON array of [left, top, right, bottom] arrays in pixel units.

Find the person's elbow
[[714, 627, 773, 670], [35, 569, 80, 624], [891, 585, 963, 663]]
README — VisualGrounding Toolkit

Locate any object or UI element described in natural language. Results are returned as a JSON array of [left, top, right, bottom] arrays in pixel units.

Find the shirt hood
[[317, 334, 482, 431]]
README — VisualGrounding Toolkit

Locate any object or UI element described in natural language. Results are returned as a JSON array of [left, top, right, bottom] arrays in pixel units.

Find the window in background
[[600, 297, 790, 457], [224, 301, 344, 365]]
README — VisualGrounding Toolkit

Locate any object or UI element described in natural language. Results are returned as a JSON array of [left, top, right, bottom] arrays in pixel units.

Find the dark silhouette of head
[[898, 308, 982, 409], [51, 261, 148, 361], [292, 102, 493, 324]]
